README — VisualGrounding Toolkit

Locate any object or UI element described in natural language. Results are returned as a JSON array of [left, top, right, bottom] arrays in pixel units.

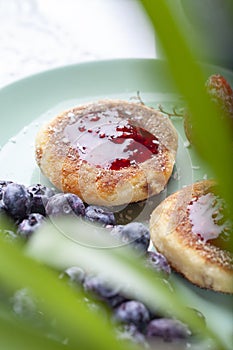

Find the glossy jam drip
[[187, 193, 231, 248], [64, 111, 159, 170]]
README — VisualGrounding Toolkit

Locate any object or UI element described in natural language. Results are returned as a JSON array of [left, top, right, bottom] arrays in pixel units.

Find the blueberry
[[3, 183, 31, 221], [61, 266, 86, 285], [46, 193, 85, 217], [146, 318, 191, 342], [0, 180, 13, 200], [83, 273, 126, 307], [116, 323, 146, 346], [27, 184, 55, 216], [111, 222, 150, 254], [107, 294, 127, 308], [114, 300, 150, 330], [83, 274, 124, 307], [0, 181, 13, 212], [85, 206, 115, 226], [83, 275, 119, 300], [145, 251, 171, 276], [11, 288, 38, 320], [17, 213, 45, 239]]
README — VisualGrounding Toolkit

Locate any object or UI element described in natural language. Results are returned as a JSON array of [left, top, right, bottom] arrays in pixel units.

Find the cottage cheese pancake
[[35, 100, 178, 206], [150, 180, 233, 293]]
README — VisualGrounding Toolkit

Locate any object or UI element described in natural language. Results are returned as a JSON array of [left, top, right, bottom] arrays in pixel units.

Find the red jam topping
[[64, 111, 159, 170]]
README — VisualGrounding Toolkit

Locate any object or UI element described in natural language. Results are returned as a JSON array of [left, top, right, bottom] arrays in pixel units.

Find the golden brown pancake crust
[[35, 100, 178, 206], [150, 180, 233, 293]]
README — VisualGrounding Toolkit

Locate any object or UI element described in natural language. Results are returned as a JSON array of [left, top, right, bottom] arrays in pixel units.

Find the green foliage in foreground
[[141, 0, 233, 173], [0, 1, 232, 350], [0, 219, 228, 350], [0, 235, 132, 350], [141, 0, 233, 252]]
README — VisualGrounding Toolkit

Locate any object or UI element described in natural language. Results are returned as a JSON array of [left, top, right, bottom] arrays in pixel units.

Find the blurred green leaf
[[0, 2, 232, 350], [0, 316, 71, 350], [25, 218, 229, 349], [140, 0, 233, 243], [0, 234, 133, 350]]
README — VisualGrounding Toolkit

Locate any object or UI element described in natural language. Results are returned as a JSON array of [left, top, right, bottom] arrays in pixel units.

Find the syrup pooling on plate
[[187, 192, 231, 249], [64, 111, 159, 170]]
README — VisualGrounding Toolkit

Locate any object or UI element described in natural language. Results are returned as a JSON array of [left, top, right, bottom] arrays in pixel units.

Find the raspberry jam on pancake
[[64, 111, 159, 170]]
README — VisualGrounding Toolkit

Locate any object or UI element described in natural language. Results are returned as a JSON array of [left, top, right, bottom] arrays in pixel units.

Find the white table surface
[[0, 0, 156, 87]]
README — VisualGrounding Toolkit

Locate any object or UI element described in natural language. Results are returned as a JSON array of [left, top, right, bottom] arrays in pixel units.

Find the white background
[[0, 0, 155, 87]]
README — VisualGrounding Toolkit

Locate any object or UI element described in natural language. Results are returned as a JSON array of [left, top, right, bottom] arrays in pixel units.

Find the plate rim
[[1, 57, 233, 93]]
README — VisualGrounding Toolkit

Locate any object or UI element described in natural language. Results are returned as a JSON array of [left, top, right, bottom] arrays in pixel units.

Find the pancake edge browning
[[149, 180, 233, 293], [35, 99, 178, 206]]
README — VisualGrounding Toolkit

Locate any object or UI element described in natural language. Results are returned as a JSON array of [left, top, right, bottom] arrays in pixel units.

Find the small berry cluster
[[60, 264, 199, 348], [0, 180, 115, 239]]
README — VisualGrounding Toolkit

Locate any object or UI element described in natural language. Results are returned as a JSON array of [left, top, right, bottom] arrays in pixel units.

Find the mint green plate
[[1, 58, 227, 187], [0, 59, 232, 348]]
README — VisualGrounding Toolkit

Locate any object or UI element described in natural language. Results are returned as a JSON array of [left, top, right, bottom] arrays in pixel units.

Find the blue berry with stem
[[110, 222, 150, 254], [46, 193, 85, 217], [83, 274, 124, 307], [113, 300, 150, 331], [145, 251, 171, 276], [146, 318, 191, 342], [27, 184, 55, 215], [85, 205, 116, 226]]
